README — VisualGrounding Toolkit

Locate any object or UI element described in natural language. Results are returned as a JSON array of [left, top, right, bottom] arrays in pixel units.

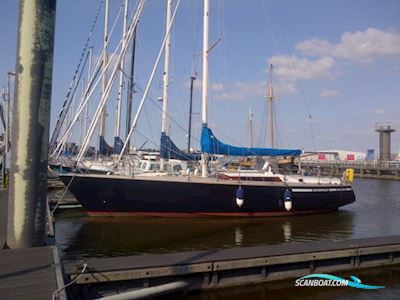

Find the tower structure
[[375, 124, 395, 161]]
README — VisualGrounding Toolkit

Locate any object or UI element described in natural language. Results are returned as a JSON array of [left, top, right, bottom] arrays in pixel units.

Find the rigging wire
[[261, 0, 280, 56], [261, 0, 320, 151], [187, 0, 202, 144], [50, 0, 104, 150], [134, 84, 201, 144], [143, 105, 155, 140], [257, 98, 268, 147], [117, 0, 182, 162], [54, 0, 128, 158], [77, 0, 146, 162], [189, 0, 201, 77], [136, 29, 154, 95], [215, 0, 234, 143], [273, 102, 284, 147]]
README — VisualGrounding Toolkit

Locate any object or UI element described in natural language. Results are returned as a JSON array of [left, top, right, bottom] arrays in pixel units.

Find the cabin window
[[173, 165, 182, 172], [150, 164, 160, 171]]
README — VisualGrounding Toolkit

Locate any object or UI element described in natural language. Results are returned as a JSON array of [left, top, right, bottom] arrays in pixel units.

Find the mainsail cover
[[99, 136, 113, 156], [160, 133, 201, 161], [201, 126, 302, 157]]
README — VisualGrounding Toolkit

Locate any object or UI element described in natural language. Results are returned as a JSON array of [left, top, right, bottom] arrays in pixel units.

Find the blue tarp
[[160, 132, 201, 161], [201, 126, 302, 157]]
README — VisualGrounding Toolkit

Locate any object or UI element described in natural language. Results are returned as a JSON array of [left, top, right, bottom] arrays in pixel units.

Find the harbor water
[[54, 178, 400, 298]]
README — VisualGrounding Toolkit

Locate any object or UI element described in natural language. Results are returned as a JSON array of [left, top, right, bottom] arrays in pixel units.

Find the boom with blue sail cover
[[201, 126, 302, 157]]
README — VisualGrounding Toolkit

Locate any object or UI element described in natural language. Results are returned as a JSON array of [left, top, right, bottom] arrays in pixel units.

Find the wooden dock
[[0, 246, 66, 299], [0, 190, 67, 300], [65, 235, 400, 298]]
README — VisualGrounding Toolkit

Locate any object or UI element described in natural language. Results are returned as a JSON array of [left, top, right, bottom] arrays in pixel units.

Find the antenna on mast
[[248, 108, 254, 148]]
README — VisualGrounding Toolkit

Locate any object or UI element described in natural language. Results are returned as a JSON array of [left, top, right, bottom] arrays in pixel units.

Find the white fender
[[284, 200, 292, 211], [236, 198, 244, 207]]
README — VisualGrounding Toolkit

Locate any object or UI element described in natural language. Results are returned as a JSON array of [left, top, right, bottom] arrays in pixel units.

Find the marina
[[298, 160, 400, 180], [1, 178, 400, 299], [1, 0, 400, 299]]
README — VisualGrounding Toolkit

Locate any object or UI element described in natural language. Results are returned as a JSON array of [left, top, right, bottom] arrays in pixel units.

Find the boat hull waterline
[[59, 174, 355, 217]]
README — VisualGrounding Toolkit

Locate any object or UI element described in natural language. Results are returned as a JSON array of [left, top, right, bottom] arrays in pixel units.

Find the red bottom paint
[[87, 209, 337, 218]]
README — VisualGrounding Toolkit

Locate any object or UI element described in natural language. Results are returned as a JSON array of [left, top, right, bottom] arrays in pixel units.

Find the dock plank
[[65, 235, 400, 275], [0, 189, 7, 248], [0, 246, 59, 299]]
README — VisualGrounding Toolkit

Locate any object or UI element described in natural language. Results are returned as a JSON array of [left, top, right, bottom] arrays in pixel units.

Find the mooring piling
[[7, 0, 57, 248]]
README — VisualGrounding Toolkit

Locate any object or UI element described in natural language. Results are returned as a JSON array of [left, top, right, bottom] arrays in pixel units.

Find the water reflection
[[56, 210, 354, 261], [282, 222, 291, 242], [234, 227, 243, 246]]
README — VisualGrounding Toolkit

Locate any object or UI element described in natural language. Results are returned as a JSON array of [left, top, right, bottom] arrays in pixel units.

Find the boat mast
[[116, 0, 181, 163], [80, 80, 85, 146], [160, 0, 173, 171], [84, 47, 93, 140], [99, 0, 109, 151], [268, 64, 275, 148], [201, 0, 209, 178], [249, 107, 253, 147], [187, 76, 196, 153], [125, 28, 137, 153], [77, 0, 146, 164], [115, 0, 129, 149]]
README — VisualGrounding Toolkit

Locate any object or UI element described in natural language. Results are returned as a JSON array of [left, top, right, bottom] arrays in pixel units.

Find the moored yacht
[[59, 0, 355, 217]]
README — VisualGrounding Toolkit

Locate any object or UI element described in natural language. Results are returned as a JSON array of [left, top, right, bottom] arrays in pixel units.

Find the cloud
[[320, 89, 341, 98], [211, 83, 224, 91], [183, 78, 296, 101], [219, 81, 265, 101], [276, 81, 298, 95], [268, 55, 335, 81], [217, 80, 298, 101], [374, 108, 385, 115], [296, 28, 400, 63]]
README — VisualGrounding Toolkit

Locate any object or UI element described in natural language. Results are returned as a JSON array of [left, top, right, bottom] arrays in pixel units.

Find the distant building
[[302, 150, 366, 161]]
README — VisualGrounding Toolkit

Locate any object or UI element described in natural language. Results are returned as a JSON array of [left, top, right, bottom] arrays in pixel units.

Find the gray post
[[7, 0, 57, 248]]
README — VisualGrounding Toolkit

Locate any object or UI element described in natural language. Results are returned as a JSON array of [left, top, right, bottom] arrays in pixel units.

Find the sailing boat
[[59, 0, 355, 217]]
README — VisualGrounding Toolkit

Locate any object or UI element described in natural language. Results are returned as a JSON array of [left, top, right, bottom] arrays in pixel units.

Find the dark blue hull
[[59, 174, 355, 217]]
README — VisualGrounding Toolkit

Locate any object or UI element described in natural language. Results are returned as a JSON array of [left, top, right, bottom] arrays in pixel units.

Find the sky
[[0, 0, 399, 155]]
